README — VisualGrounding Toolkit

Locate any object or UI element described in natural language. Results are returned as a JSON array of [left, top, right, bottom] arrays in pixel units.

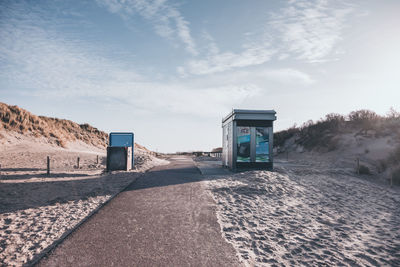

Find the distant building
[[222, 109, 276, 171]]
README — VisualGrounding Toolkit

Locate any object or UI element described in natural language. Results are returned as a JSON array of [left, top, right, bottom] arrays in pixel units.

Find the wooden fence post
[[0, 163, 2, 179], [77, 157, 80, 169], [356, 158, 360, 175], [96, 155, 99, 164], [47, 156, 50, 175]]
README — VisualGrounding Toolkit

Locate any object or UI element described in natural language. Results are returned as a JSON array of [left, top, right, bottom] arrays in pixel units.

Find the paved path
[[38, 156, 240, 266]]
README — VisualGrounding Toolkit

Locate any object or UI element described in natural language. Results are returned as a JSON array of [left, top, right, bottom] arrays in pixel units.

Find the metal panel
[[222, 125, 225, 166], [228, 122, 231, 169], [269, 124, 274, 165], [232, 120, 236, 170], [226, 122, 230, 169], [223, 109, 276, 123], [234, 113, 277, 121], [106, 146, 132, 171], [236, 120, 272, 127], [250, 127, 256, 162], [222, 124, 228, 167]]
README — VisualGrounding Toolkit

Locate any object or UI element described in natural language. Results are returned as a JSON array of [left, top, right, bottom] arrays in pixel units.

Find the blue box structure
[[109, 132, 134, 167]]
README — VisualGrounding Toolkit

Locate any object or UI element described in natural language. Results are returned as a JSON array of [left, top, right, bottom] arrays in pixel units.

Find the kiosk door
[[236, 127, 270, 163]]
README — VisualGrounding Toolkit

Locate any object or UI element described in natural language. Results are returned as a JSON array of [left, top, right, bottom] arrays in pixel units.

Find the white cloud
[[186, 68, 315, 88], [0, 1, 315, 119], [185, 45, 275, 75], [178, 0, 355, 76], [0, 5, 256, 117], [0, 14, 311, 117], [96, 0, 198, 55], [179, 30, 276, 76], [268, 0, 354, 62], [0, 3, 142, 97], [1, 24, 140, 97]]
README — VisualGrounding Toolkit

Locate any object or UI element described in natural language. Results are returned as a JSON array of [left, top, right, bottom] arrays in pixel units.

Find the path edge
[[25, 168, 155, 267]]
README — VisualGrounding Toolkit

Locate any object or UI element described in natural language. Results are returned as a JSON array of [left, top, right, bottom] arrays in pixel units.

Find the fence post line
[[47, 156, 50, 175]]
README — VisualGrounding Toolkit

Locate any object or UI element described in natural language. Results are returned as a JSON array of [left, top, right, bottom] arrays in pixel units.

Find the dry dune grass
[[274, 109, 400, 182], [274, 109, 400, 152], [0, 102, 169, 266], [0, 102, 108, 148]]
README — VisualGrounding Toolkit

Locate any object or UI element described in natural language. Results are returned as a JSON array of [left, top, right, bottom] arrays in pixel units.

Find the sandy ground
[[193, 155, 222, 162], [206, 161, 400, 266], [278, 132, 400, 182], [38, 156, 239, 267], [0, 137, 168, 266]]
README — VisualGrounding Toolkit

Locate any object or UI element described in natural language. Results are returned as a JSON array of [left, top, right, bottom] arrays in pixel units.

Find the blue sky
[[1, 0, 400, 152]]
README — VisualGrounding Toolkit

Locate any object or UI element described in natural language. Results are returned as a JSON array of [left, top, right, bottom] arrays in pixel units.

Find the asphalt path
[[38, 156, 240, 266]]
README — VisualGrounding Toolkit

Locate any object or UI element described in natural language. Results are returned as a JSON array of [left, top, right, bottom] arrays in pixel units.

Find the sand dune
[[206, 163, 400, 266], [0, 102, 108, 149], [0, 139, 168, 266], [0, 103, 169, 266]]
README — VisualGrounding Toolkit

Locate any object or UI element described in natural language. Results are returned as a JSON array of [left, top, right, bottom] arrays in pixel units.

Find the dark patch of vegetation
[[392, 167, 400, 185], [274, 113, 346, 151], [358, 165, 371, 175], [377, 160, 388, 173], [273, 125, 300, 148], [0, 102, 108, 148], [386, 146, 400, 185], [387, 145, 400, 166], [274, 109, 400, 152]]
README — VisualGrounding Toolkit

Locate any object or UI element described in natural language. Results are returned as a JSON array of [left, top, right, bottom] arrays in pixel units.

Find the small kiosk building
[[222, 109, 276, 171]]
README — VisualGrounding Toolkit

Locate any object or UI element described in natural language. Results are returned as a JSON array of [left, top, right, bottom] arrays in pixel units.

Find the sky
[[1, 0, 400, 152]]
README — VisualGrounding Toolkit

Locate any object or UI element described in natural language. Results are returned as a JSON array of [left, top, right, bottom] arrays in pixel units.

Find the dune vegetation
[[274, 108, 400, 184], [0, 102, 108, 148]]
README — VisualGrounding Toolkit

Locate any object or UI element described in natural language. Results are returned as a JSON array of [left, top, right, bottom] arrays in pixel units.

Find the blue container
[[109, 132, 134, 167]]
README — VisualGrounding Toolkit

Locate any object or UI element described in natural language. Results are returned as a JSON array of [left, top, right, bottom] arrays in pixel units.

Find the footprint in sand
[[3, 218, 12, 225], [355, 253, 379, 266]]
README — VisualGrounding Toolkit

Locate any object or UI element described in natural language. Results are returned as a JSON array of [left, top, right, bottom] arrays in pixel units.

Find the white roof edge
[[222, 109, 277, 123], [233, 109, 276, 114]]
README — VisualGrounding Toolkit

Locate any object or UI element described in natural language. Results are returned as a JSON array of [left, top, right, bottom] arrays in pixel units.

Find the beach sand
[[0, 136, 168, 266], [206, 162, 400, 266]]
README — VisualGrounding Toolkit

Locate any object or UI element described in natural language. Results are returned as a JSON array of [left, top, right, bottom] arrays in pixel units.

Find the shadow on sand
[[0, 171, 125, 214], [124, 159, 231, 192], [0, 172, 92, 180], [0, 167, 45, 172], [0, 159, 230, 214]]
